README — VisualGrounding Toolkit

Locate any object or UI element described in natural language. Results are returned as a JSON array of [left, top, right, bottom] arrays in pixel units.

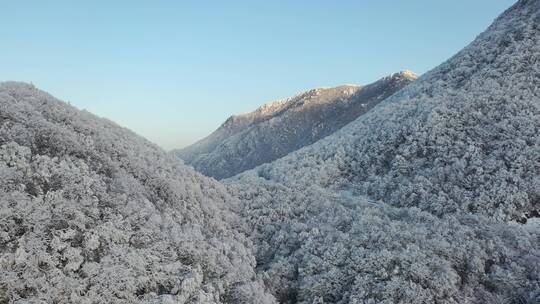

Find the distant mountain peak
[[395, 69, 418, 80], [174, 71, 416, 179]]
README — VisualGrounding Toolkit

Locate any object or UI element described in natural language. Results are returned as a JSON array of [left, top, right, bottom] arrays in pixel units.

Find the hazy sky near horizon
[[1, 0, 515, 150]]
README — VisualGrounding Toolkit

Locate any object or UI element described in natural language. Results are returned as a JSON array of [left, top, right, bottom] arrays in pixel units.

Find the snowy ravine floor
[[226, 0, 540, 303], [229, 181, 539, 303]]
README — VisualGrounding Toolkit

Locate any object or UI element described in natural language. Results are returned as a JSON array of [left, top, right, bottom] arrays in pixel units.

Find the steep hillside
[[175, 71, 417, 179], [0, 83, 275, 303], [227, 0, 540, 303]]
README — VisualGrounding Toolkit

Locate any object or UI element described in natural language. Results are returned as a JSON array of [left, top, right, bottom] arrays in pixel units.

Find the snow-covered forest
[[1, 0, 540, 303], [226, 0, 540, 302], [0, 83, 274, 303]]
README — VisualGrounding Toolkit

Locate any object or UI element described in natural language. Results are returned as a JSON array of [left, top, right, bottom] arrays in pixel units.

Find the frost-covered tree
[[0, 83, 275, 303]]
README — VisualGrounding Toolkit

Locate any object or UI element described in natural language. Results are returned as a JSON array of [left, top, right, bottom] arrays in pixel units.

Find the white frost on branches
[[0, 83, 274, 303]]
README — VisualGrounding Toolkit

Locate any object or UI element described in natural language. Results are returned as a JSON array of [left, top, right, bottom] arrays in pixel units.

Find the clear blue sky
[[0, 0, 515, 150]]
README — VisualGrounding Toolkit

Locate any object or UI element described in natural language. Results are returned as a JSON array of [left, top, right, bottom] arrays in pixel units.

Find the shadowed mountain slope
[[175, 71, 417, 179]]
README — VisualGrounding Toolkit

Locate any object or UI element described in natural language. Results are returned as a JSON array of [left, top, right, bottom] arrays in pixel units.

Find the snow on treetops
[[0, 82, 275, 303]]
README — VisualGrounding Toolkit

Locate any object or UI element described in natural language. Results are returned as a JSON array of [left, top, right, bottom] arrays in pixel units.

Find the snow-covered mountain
[[174, 71, 417, 179], [227, 0, 540, 303], [0, 83, 275, 303], [2, 1, 540, 303]]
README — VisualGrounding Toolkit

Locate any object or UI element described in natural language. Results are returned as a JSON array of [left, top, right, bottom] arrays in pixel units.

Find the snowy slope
[[175, 71, 417, 179], [0, 83, 275, 303], [227, 1, 540, 303]]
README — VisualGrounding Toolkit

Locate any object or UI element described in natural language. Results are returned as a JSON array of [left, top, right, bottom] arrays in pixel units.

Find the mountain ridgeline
[[174, 71, 417, 179], [227, 0, 540, 302]]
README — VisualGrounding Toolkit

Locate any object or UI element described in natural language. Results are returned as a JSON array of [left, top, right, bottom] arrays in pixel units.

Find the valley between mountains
[[1, 1, 539, 303]]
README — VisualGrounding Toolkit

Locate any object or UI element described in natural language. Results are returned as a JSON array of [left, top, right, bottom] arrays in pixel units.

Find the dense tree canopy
[[0, 83, 274, 303]]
